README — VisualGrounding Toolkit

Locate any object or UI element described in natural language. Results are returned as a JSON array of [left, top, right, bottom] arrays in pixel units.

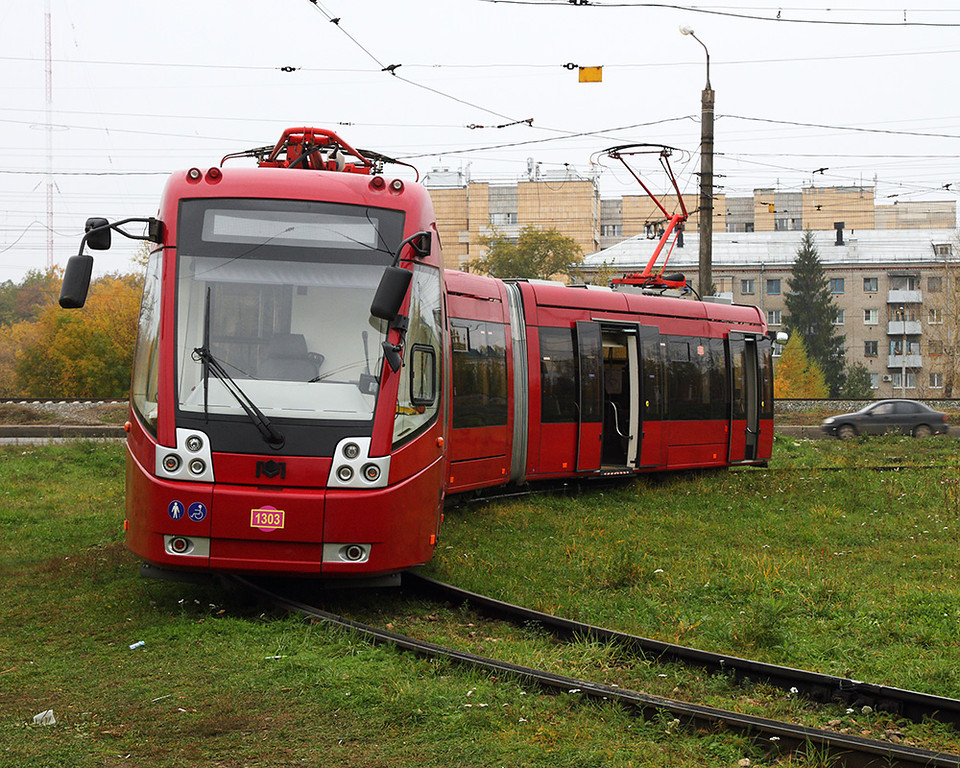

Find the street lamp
[[680, 25, 714, 296]]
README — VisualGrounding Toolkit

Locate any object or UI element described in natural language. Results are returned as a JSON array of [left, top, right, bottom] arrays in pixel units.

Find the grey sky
[[3, 0, 960, 280]]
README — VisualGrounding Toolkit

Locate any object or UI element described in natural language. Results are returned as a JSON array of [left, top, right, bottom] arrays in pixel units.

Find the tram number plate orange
[[251, 507, 285, 532]]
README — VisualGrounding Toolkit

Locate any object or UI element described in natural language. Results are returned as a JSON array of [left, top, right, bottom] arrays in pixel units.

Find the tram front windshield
[[175, 198, 404, 423]]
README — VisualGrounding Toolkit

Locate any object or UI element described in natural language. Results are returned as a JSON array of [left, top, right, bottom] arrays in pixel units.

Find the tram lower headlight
[[342, 442, 361, 460], [170, 536, 191, 554], [337, 465, 354, 482], [162, 454, 181, 473], [188, 458, 206, 476], [184, 435, 204, 452], [362, 463, 381, 483]]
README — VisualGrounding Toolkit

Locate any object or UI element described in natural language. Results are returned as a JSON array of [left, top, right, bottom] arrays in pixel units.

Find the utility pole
[[680, 26, 714, 296]]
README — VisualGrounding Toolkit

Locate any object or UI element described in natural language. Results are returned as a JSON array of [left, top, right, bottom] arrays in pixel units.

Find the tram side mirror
[[59, 254, 94, 309], [84, 217, 112, 251], [370, 266, 412, 321]]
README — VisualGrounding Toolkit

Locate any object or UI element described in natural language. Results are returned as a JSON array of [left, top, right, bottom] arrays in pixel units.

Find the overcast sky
[[4, 0, 960, 280]]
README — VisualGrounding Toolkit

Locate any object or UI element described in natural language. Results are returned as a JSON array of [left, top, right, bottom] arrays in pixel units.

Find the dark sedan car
[[820, 399, 949, 439]]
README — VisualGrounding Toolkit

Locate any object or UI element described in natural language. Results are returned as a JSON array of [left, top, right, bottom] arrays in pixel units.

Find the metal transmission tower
[[44, 0, 54, 270]]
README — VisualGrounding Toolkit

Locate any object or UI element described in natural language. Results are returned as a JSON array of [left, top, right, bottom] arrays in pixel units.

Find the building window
[[929, 308, 943, 324], [863, 308, 878, 325], [928, 276, 943, 292], [829, 278, 845, 294], [892, 306, 918, 323], [931, 372, 944, 389], [863, 277, 878, 292], [934, 244, 952, 257], [890, 275, 920, 291], [716, 276, 733, 294], [864, 340, 878, 357], [489, 212, 517, 226], [740, 278, 755, 295], [869, 372, 879, 389], [890, 340, 920, 356], [766, 309, 781, 325], [833, 309, 845, 325], [929, 340, 944, 357], [600, 224, 622, 237], [892, 372, 915, 389], [766, 278, 780, 295]]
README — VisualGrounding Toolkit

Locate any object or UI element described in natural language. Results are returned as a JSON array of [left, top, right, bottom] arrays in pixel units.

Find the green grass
[[3, 437, 960, 766]]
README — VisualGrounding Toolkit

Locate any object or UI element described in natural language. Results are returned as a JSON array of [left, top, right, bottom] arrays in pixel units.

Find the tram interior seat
[[260, 333, 323, 381]]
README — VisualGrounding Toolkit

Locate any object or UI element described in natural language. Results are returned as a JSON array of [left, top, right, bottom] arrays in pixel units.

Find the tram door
[[728, 332, 761, 462], [576, 322, 643, 471]]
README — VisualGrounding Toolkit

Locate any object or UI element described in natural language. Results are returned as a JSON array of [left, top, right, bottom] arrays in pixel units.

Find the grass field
[[2, 436, 960, 766]]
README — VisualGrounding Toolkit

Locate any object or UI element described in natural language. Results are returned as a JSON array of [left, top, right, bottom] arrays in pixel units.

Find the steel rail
[[236, 575, 960, 768], [403, 573, 960, 729]]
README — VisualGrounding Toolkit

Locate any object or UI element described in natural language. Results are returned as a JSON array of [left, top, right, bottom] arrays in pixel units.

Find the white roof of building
[[585, 228, 958, 270]]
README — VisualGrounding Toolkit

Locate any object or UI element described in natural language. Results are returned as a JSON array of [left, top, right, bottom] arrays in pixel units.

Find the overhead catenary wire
[[472, 0, 960, 28]]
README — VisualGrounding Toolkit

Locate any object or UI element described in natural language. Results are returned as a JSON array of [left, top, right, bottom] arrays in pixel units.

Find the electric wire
[[473, 0, 960, 27]]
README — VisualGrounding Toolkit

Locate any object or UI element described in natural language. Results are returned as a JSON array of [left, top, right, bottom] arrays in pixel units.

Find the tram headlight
[[169, 536, 191, 554], [188, 458, 206, 476], [342, 442, 361, 460], [162, 454, 181, 473], [337, 465, 354, 483], [362, 463, 381, 483], [184, 435, 204, 453]]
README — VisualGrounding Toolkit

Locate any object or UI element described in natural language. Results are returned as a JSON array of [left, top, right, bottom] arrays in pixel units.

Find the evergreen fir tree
[[840, 362, 874, 399], [784, 231, 846, 396]]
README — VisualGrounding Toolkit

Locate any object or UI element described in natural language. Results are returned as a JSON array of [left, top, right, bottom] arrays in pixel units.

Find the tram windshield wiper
[[192, 345, 285, 449]]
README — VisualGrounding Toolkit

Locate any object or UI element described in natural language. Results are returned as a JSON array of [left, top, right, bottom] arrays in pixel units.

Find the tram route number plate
[[251, 506, 285, 532]]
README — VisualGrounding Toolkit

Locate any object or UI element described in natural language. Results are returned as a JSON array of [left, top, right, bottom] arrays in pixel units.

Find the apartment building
[[423, 174, 958, 398]]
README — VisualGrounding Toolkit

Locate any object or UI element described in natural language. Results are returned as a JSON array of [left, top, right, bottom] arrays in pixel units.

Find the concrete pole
[[699, 84, 714, 296]]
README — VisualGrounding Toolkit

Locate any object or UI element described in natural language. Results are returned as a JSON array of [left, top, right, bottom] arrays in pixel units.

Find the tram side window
[[642, 337, 662, 420], [393, 265, 443, 446], [730, 340, 746, 420], [759, 339, 774, 419], [665, 338, 702, 419], [704, 338, 729, 420], [539, 327, 577, 423], [666, 337, 728, 420], [451, 320, 508, 428], [131, 248, 163, 433]]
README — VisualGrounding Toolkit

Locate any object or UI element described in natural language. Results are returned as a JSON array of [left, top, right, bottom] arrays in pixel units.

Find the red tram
[[60, 128, 777, 583]]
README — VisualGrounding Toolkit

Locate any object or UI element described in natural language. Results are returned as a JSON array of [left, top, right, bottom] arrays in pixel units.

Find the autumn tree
[[774, 334, 828, 398], [922, 243, 960, 397], [784, 231, 845, 396], [0, 268, 61, 326], [470, 225, 582, 280], [12, 273, 143, 398]]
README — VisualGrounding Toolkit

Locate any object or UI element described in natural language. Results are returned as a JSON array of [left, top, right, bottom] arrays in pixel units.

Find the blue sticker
[[168, 500, 185, 520], [188, 502, 208, 522]]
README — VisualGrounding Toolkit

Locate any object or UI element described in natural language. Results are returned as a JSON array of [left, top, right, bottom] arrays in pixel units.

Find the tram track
[[236, 573, 960, 767]]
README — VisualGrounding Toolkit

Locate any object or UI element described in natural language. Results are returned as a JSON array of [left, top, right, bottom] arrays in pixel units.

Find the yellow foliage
[[774, 335, 828, 398], [1, 273, 142, 398]]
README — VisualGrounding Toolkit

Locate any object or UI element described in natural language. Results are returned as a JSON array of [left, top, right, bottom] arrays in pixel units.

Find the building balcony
[[887, 320, 922, 336], [887, 354, 923, 369], [887, 289, 922, 305]]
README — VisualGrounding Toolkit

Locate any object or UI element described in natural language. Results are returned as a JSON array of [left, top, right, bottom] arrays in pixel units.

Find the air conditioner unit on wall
[[882, 375, 892, 382]]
